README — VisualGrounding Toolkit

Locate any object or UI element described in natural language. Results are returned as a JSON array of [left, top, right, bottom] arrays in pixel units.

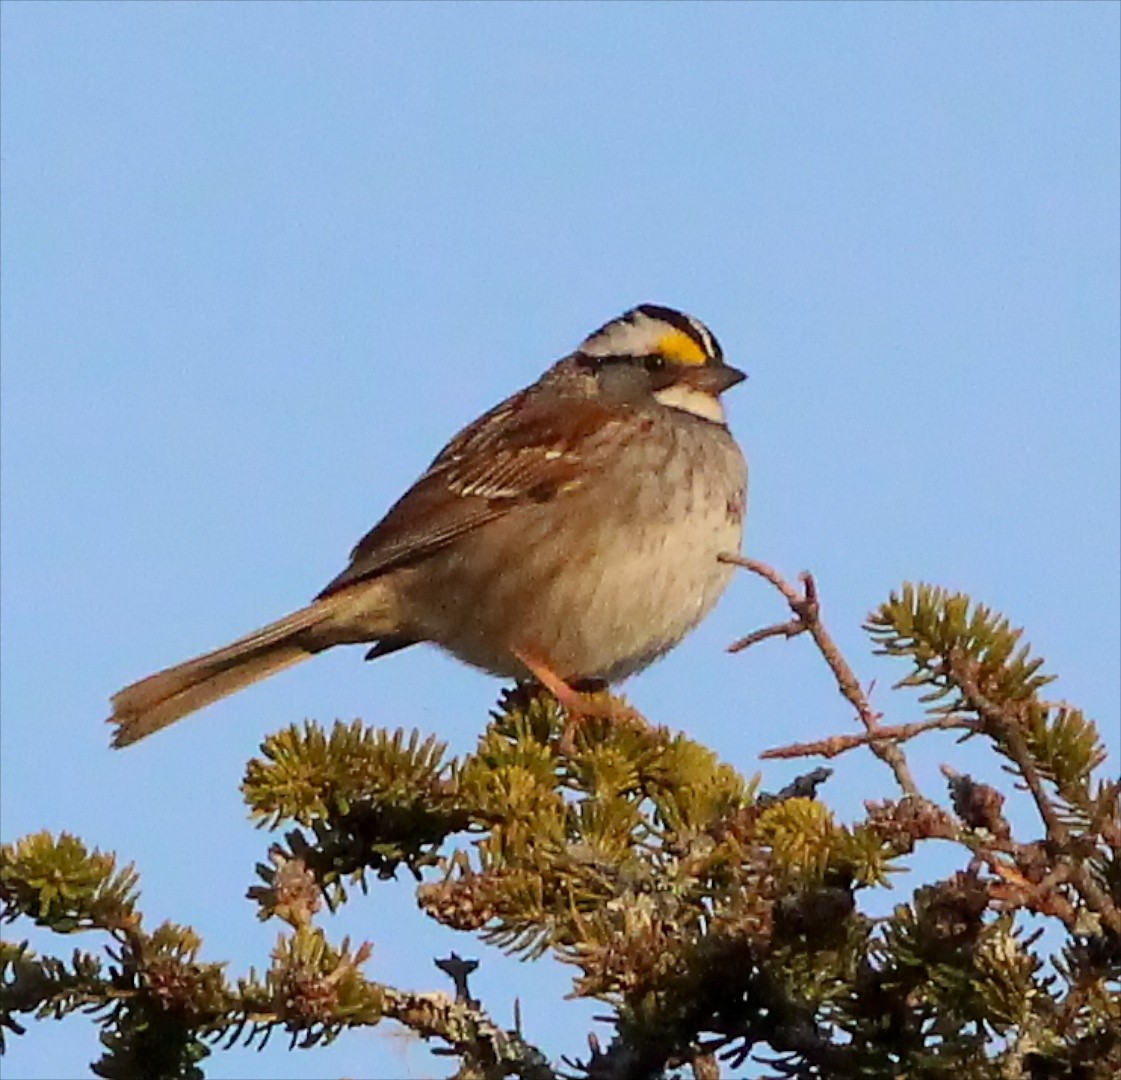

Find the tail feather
[[109, 600, 341, 748]]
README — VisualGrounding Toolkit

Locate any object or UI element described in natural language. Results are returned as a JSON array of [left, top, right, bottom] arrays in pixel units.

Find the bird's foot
[[511, 652, 622, 755]]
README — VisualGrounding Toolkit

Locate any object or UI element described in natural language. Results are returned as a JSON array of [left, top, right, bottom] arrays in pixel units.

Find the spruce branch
[[0, 831, 141, 935], [386, 977, 555, 1080], [6, 577, 1118, 1077], [950, 661, 1121, 939]]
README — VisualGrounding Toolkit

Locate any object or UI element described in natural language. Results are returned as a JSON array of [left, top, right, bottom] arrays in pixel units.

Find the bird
[[108, 304, 748, 748]]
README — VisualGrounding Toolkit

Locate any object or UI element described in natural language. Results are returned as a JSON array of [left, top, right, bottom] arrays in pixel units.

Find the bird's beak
[[678, 363, 747, 396]]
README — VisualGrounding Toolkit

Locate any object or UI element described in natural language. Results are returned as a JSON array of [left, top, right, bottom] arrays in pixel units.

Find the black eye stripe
[[576, 351, 670, 371]]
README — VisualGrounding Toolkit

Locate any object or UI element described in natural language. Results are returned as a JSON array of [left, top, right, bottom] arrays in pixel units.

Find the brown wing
[[317, 388, 619, 597]]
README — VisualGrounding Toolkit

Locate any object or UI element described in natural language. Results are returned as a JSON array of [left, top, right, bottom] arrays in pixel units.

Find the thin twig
[[726, 617, 805, 653], [719, 554, 920, 797], [761, 715, 973, 761], [723, 556, 808, 609]]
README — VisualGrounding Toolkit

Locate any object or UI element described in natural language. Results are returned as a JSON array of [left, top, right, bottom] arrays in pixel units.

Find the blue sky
[[2, 3, 1118, 1077]]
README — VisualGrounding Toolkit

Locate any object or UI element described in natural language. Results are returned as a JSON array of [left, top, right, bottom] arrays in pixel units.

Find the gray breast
[[399, 409, 747, 683]]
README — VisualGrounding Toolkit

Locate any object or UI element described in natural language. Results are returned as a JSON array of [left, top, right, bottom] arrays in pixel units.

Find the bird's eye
[[642, 354, 666, 373]]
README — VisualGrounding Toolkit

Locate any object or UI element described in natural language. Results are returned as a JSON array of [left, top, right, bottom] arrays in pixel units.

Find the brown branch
[[761, 715, 972, 761], [726, 617, 805, 653], [951, 655, 1121, 938], [719, 555, 920, 796], [722, 556, 809, 610], [949, 656, 1068, 842]]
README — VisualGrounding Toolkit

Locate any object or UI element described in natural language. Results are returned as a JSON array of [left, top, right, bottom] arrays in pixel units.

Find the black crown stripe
[[631, 303, 723, 364]]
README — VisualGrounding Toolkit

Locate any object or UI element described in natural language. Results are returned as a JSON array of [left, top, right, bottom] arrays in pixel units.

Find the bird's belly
[[401, 466, 745, 683]]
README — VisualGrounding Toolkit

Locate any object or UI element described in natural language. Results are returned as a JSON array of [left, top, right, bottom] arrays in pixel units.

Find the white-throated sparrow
[[109, 304, 748, 747]]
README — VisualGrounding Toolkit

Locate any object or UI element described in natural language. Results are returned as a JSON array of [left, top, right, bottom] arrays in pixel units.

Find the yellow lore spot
[[657, 329, 707, 366]]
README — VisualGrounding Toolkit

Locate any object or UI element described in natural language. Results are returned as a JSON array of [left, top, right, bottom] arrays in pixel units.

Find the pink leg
[[512, 649, 617, 754]]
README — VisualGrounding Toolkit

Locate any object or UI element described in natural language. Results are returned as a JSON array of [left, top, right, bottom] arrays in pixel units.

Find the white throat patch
[[653, 383, 727, 424]]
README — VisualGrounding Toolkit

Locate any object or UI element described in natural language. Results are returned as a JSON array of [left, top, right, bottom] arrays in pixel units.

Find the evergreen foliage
[[3, 579, 1118, 1078]]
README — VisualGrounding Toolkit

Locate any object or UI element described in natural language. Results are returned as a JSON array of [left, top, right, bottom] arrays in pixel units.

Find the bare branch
[[726, 617, 805, 653], [762, 715, 972, 761], [719, 555, 920, 796]]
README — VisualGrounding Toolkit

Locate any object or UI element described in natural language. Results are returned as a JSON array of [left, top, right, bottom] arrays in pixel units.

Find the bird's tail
[[109, 598, 347, 748]]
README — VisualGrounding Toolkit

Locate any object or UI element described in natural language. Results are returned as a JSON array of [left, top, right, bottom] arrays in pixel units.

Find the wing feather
[[318, 389, 618, 597]]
